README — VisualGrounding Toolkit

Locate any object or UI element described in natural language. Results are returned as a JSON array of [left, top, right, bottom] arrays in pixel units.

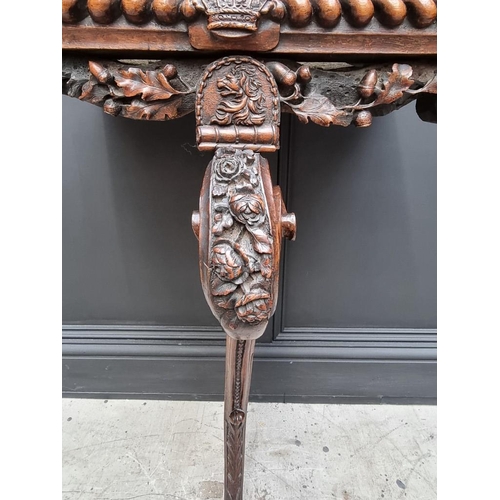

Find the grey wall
[[62, 95, 436, 403]]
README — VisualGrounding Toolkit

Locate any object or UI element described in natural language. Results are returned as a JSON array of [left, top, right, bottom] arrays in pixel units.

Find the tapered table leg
[[224, 337, 256, 500]]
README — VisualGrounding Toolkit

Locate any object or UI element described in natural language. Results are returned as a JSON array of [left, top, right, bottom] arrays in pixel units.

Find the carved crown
[[199, 0, 268, 32]]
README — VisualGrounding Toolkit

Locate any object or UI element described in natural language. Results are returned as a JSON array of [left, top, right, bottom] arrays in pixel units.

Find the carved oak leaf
[[79, 80, 110, 105], [373, 64, 415, 105], [248, 227, 273, 254], [120, 98, 182, 120], [287, 95, 352, 127], [114, 68, 185, 101], [235, 291, 270, 307]]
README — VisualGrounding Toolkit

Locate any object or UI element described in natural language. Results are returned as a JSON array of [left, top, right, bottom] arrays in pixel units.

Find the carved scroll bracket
[[192, 56, 295, 499], [192, 146, 295, 340], [192, 56, 294, 341]]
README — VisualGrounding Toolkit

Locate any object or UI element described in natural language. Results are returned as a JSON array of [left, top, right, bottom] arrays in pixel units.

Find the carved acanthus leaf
[[225, 410, 245, 498]]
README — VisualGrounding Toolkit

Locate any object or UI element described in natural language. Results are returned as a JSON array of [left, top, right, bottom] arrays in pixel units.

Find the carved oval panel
[[197, 148, 281, 340]]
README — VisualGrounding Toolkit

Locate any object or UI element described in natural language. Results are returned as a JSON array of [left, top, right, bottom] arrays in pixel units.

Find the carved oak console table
[[62, 1, 436, 498]]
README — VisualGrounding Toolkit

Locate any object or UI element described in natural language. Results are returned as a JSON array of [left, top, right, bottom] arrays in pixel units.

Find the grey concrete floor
[[62, 400, 436, 500]]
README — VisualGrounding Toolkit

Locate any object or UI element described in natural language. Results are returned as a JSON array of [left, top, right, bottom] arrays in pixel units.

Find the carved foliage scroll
[[63, 57, 437, 126], [269, 62, 437, 127], [71, 61, 194, 120]]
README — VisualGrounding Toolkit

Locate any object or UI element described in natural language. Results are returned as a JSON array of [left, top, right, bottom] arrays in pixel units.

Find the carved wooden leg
[[192, 56, 295, 500], [224, 337, 255, 500], [192, 147, 295, 498]]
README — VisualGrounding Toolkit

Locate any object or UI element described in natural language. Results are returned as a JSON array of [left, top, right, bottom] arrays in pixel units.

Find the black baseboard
[[62, 325, 436, 404]]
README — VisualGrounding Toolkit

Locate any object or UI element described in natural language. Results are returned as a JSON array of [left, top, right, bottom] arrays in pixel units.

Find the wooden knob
[[87, 0, 121, 23], [152, 0, 180, 24], [62, 0, 88, 23], [192, 211, 200, 239], [372, 0, 406, 27], [342, 0, 375, 27], [180, 0, 199, 20], [282, 213, 296, 241], [313, 0, 342, 28], [287, 0, 314, 27], [122, 0, 152, 24], [267, 0, 287, 21], [404, 0, 436, 28]]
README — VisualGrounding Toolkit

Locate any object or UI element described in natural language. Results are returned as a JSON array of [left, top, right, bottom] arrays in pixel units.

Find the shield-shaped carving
[[196, 56, 280, 152]]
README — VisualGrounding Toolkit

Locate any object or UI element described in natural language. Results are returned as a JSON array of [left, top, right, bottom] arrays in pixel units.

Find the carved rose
[[229, 193, 266, 227], [214, 156, 243, 184], [235, 291, 271, 324], [211, 242, 248, 284]]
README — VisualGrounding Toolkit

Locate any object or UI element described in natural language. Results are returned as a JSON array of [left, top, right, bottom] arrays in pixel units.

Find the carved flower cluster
[[209, 149, 273, 326], [214, 156, 242, 184], [212, 149, 257, 194], [212, 242, 248, 285], [229, 193, 266, 227], [235, 290, 271, 324]]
